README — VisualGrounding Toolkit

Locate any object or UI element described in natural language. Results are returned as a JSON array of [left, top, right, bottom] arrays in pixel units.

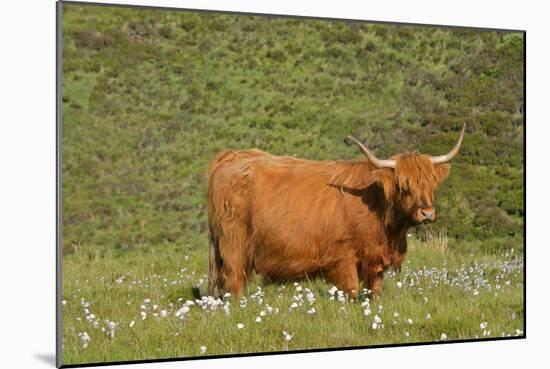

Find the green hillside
[[61, 4, 524, 256]]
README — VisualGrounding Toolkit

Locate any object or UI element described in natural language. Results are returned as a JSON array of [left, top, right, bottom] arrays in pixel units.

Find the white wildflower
[[200, 346, 207, 355], [306, 291, 315, 305], [372, 315, 382, 329], [175, 306, 190, 319], [307, 307, 316, 315], [396, 281, 403, 288], [140, 311, 147, 320], [256, 316, 262, 323], [406, 318, 413, 325], [440, 333, 447, 340], [283, 331, 293, 341], [106, 321, 117, 338], [237, 323, 244, 330], [480, 322, 488, 330], [129, 320, 135, 328], [78, 332, 90, 348], [160, 310, 168, 318]]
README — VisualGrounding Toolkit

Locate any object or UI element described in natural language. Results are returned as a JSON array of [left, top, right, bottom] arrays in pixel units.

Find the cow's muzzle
[[417, 207, 436, 223]]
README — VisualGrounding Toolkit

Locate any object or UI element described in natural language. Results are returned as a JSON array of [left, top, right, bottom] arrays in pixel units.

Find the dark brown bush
[[74, 31, 113, 50]]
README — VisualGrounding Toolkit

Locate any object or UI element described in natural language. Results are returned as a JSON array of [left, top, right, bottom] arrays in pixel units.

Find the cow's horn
[[347, 135, 397, 169], [430, 123, 466, 164]]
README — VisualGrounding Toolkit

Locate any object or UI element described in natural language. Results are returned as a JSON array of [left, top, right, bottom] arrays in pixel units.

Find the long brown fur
[[207, 148, 449, 297]]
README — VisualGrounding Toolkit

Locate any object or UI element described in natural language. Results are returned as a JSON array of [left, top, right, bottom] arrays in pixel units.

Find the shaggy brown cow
[[207, 125, 465, 298]]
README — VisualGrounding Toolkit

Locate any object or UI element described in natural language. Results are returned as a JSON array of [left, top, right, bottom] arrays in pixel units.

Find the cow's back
[[208, 149, 357, 281]]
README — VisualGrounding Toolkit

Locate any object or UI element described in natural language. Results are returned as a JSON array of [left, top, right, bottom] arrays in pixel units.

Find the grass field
[[60, 3, 525, 365], [61, 235, 523, 364]]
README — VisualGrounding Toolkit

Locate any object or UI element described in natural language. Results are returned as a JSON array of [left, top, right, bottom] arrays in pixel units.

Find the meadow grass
[[61, 235, 524, 365]]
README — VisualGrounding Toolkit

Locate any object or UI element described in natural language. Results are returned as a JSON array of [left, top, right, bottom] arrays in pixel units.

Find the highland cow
[[207, 125, 465, 298]]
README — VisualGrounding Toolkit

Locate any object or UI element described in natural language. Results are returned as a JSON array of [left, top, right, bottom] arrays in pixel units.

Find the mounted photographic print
[[57, 1, 525, 367]]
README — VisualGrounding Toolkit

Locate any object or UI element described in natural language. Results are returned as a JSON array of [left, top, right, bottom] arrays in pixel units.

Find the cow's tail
[[206, 151, 240, 298], [207, 228, 222, 298]]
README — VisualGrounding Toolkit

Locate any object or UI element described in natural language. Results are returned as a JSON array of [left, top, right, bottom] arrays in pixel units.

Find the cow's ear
[[362, 169, 395, 201], [434, 164, 450, 185], [329, 166, 394, 201]]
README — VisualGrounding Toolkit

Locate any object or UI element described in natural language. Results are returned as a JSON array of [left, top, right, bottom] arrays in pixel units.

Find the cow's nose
[[420, 208, 435, 221]]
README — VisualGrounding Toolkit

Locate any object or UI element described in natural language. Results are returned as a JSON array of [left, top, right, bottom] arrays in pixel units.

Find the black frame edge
[[522, 30, 526, 339], [56, 1, 64, 367]]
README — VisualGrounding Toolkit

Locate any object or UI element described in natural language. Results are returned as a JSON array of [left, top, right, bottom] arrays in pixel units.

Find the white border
[[2, 1, 548, 368]]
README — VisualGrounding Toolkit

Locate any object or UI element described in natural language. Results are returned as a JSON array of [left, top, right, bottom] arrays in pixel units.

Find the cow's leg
[[364, 263, 385, 296], [222, 267, 246, 296], [218, 217, 250, 297], [325, 257, 360, 299], [366, 270, 384, 296]]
